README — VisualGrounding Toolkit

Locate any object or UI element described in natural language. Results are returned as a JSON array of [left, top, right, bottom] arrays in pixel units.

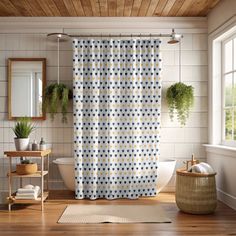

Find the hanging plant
[[43, 83, 73, 123], [166, 82, 194, 126]]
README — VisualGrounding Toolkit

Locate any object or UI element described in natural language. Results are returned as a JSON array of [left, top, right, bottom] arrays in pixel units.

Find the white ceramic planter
[[14, 138, 29, 151]]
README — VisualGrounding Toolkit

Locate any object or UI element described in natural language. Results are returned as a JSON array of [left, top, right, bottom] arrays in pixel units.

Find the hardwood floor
[[0, 191, 235, 236]]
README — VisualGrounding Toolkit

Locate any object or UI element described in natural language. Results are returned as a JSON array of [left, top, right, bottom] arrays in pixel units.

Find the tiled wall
[[0, 29, 208, 200]]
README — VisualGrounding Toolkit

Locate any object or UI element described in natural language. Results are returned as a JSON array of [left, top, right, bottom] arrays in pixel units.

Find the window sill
[[203, 144, 236, 158]]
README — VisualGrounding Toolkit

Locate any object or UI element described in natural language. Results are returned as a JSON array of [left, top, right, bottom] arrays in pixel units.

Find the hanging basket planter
[[165, 38, 194, 126], [166, 82, 194, 126], [45, 33, 72, 123], [43, 83, 73, 123]]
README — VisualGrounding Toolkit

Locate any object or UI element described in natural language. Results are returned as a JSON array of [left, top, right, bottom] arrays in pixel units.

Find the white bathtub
[[53, 158, 176, 193]]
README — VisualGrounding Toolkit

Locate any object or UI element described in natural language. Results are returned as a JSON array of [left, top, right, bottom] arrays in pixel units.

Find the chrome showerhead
[[47, 33, 70, 42], [168, 29, 182, 44]]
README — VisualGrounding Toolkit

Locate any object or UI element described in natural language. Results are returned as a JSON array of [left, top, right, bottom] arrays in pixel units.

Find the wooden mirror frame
[[8, 58, 46, 120]]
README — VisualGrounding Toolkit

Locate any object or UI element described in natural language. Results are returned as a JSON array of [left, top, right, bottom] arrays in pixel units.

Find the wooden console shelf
[[8, 171, 48, 178], [4, 150, 51, 211]]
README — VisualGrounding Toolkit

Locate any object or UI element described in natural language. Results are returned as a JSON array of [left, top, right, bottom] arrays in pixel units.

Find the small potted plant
[[12, 118, 37, 175], [166, 82, 194, 126], [16, 159, 38, 175], [12, 117, 35, 151]]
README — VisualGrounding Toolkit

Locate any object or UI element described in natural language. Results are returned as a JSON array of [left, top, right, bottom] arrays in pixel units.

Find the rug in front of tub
[[73, 38, 162, 199], [58, 205, 171, 224]]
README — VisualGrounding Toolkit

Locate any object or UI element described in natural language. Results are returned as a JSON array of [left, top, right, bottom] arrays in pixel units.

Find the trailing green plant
[[43, 83, 73, 123], [166, 82, 194, 126], [12, 117, 35, 138]]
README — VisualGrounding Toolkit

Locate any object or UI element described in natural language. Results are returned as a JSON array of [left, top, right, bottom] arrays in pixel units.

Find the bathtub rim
[[53, 157, 177, 165]]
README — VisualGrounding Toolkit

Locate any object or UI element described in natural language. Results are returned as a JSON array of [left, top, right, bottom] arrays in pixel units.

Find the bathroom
[[0, 19, 206, 197], [0, 18, 208, 198], [0, 0, 236, 235]]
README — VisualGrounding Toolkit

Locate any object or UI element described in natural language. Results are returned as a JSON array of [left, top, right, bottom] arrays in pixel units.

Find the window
[[222, 34, 236, 144]]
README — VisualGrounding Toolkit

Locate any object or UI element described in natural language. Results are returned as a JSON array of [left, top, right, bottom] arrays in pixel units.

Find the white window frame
[[222, 33, 236, 146]]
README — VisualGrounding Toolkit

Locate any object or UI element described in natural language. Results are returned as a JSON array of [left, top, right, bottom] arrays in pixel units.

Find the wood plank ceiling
[[0, 0, 221, 17]]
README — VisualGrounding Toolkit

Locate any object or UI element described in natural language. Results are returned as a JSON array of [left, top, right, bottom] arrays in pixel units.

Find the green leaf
[[43, 83, 72, 123], [12, 117, 35, 138]]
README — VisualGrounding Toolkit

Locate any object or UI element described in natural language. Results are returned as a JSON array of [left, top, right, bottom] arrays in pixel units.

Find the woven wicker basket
[[176, 169, 217, 214]]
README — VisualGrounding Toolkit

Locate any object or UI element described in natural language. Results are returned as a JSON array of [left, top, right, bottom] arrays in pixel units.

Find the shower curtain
[[73, 38, 162, 199]]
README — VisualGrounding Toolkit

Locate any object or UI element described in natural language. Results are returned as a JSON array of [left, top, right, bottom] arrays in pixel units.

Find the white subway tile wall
[[0, 32, 207, 200]]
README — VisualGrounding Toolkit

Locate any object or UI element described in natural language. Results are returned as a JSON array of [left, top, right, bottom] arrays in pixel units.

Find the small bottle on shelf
[[40, 138, 46, 151], [32, 140, 39, 151]]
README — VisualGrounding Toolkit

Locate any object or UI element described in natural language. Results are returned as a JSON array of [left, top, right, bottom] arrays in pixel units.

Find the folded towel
[[23, 184, 34, 189], [16, 193, 36, 197], [16, 185, 40, 200], [188, 162, 215, 174], [15, 195, 40, 200], [17, 186, 40, 194]]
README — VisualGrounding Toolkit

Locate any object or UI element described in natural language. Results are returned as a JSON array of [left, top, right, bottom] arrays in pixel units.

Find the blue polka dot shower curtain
[[73, 38, 162, 199]]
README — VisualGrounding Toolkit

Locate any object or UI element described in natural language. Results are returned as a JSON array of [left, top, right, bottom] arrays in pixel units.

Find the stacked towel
[[188, 162, 215, 174], [15, 185, 41, 200]]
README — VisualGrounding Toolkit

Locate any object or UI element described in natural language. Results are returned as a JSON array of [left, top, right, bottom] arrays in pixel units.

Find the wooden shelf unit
[[10, 191, 49, 204], [4, 150, 51, 211]]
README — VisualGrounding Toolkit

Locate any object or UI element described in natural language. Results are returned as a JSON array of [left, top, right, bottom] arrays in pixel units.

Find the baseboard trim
[[217, 188, 236, 210]]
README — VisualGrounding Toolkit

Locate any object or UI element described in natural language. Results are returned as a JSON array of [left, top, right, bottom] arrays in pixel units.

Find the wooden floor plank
[[0, 191, 235, 235]]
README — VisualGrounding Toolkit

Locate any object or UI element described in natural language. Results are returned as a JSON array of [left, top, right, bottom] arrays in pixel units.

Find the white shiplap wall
[[0, 17, 208, 201]]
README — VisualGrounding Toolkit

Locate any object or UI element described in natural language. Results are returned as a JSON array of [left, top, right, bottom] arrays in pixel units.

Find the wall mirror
[[8, 58, 46, 120]]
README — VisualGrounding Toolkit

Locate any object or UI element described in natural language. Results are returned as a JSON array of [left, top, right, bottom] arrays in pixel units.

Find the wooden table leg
[[41, 156, 44, 211], [47, 154, 49, 191], [8, 157, 12, 212]]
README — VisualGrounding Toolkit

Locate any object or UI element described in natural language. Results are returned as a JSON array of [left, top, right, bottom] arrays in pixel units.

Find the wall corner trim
[[217, 188, 236, 211]]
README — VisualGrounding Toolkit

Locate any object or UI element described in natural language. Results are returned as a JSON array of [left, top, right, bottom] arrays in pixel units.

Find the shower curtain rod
[[68, 33, 172, 38]]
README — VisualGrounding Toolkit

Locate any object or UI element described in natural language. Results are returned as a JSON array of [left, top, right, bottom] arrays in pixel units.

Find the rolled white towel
[[199, 162, 215, 174], [188, 162, 215, 174]]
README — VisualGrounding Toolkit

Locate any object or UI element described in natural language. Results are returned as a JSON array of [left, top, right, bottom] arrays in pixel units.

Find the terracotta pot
[[16, 163, 38, 175]]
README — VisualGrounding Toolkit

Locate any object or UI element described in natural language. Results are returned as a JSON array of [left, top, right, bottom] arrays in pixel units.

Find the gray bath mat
[[58, 205, 171, 224]]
